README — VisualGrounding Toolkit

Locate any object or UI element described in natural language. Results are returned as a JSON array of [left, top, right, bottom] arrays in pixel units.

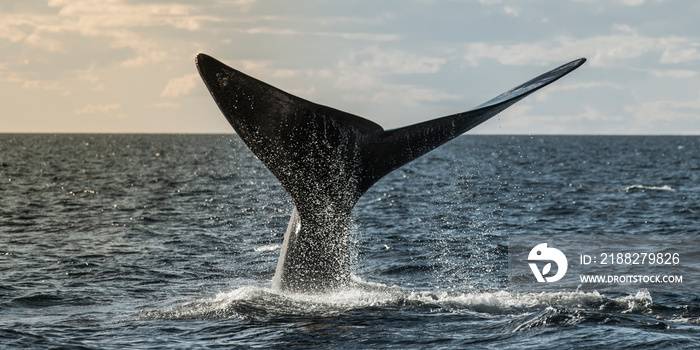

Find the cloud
[[122, 50, 169, 68], [242, 27, 399, 42], [24, 33, 64, 52], [659, 46, 700, 64], [620, 0, 645, 5], [503, 6, 519, 17], [337, 47, 447, 82], [333, 48, 459, 108], [0, 16, 30, 42], [1, 1, 221, 62], [153, 102, 181, 108], [545, 81, 622, 91], [334, 70, 378, 91], [338, 32, 399, 42], [244, 27, 299, 35], [626, 91, 700, 124], [76, 65, 106, 91], [20, 80, 70, 96], [495, 104, 626, 134], [649, 69, 698, 78], [464, 31, 700, 67], [573, 0, 647, 5], [160, 73, 199, 97], [533, 82, 622, 102], [74, 103, 122, 115], [387, 85, 461, 104], [359, 47, 446, 74], [46, 0, 220, 32], [474, 0, 518, 17]]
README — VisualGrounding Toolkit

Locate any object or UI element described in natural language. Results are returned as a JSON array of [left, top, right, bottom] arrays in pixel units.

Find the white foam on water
[[622, 184, 675, 192], [143, 277, 654, 321], [253, 244, 281, 252]]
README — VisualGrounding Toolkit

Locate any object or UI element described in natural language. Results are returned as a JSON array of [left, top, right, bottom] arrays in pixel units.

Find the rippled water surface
[[2, 134, 700, 349]]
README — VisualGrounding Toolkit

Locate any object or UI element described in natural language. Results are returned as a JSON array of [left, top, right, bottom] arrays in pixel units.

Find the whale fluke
[[196, 54, 585, 292]]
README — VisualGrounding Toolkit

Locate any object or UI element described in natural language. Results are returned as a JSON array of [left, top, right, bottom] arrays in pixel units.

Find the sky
[[1, 0, 699, 134]]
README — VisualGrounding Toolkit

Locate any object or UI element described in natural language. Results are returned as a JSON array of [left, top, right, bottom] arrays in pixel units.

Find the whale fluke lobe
[[196, 53, 585, 292]]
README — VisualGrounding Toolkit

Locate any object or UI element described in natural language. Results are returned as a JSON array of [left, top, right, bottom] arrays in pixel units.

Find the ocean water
[[1, 134, 699, 349]]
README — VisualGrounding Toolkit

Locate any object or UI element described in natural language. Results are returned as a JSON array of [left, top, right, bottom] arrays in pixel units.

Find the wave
[[139, 278, 666, 327], [253, 244, 281, 252], [622, 184, 675, 192]]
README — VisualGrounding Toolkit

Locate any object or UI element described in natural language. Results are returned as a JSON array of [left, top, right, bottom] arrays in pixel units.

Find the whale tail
[[196, 54, 585, 291]]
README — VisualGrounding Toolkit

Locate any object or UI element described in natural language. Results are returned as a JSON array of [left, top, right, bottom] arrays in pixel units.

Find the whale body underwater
[[195, 54, 586, 292]]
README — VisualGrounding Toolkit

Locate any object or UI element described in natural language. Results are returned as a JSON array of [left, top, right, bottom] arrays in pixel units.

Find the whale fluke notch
[[196, 53, 586, 292]]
